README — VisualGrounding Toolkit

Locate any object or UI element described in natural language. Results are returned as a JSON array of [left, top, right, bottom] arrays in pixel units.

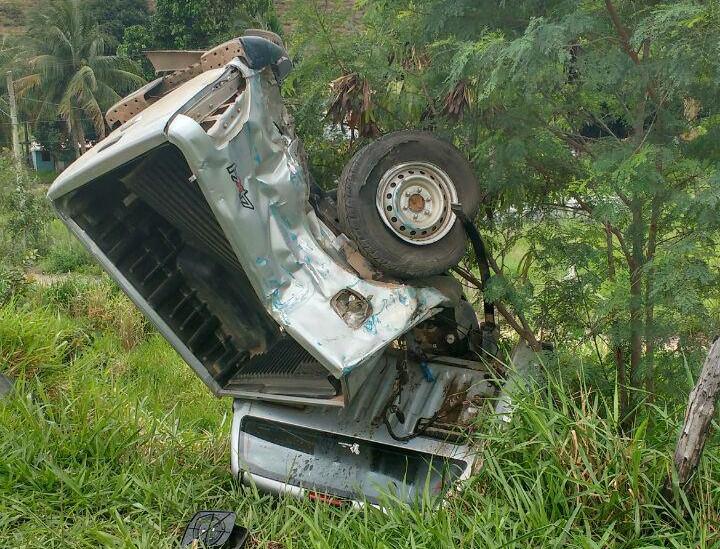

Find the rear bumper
[[229, 355, 493, 505]]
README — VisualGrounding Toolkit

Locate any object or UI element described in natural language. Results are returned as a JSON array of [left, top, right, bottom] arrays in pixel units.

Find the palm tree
[[15, 0, 145, 156], [0, 36, 21, 149]]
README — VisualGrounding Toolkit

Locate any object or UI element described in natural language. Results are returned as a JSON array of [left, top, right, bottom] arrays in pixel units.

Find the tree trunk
[[628, 199, 645, 393], [605, 222, 615, 279], [644, 296, 655, 397], [615, 346, 628, 419], [68, 119, 81, 159], [76, 119, 87, 156], [606, 221, 628, 418], [667, 338, 720, 494], [644, 196, 660, 399]]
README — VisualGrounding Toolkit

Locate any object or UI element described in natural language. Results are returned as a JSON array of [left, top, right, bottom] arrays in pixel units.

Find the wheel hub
[[408, 193, 426, 213], [376, 162, 458, 245]]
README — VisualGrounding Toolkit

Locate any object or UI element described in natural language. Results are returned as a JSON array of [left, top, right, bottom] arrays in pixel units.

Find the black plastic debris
[[181, 511, 248, 548]]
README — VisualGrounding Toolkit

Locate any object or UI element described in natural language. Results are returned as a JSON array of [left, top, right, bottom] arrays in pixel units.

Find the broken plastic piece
[[0, 373, 12, 398]]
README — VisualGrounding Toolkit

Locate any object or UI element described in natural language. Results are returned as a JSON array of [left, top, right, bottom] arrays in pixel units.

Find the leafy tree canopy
[[15, 0, 144, 156], [288, 0, 720, 412], [85, 0, 150, 47], [120, 0, 281, 57]]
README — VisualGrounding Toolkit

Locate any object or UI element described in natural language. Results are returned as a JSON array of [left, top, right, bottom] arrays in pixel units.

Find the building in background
[[29, 142, 66, 173]]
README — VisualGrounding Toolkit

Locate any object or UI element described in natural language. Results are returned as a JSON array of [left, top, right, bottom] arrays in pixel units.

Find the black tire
[[337, 131, 482, 279]]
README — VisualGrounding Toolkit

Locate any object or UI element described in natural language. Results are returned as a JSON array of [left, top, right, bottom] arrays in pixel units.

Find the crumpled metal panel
[[164, 61, 454, 377]]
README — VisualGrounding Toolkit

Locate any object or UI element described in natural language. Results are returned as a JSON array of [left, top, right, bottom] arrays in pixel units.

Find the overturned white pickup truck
[[48, 31, 529, 506]]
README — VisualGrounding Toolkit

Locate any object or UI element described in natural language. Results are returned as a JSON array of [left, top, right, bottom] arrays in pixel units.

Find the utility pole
[[6, 71, 22, 163]]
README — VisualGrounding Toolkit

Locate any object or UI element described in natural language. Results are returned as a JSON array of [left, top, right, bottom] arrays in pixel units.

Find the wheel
[[337, 131, 482, 279]]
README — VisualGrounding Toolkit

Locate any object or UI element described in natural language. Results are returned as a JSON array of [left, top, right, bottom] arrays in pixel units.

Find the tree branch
[[666, 338, 720, 494], [572, 194, 634, 266], [605, 0, 640, 64], [452, 264, 541, 352]]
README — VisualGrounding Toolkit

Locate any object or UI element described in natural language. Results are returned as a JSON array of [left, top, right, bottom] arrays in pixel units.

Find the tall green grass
[[1, 278, 719, 547]]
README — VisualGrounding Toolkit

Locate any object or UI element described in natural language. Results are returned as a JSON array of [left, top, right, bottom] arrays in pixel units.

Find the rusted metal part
[[201, 38, 246, 71], [105, 36, 249, 129], [105, 77, 164, 128], [145, 50, 205, 73], [162, 62, 204, 89], [105, 62, 205, 128]]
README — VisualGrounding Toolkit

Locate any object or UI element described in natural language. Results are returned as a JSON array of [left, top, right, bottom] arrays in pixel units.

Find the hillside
[[0, 0, 156, 35], [0, 0, 39, 35], [0, 1, 358, 40]]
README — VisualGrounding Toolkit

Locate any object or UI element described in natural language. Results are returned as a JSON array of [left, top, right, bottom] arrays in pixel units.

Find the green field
[[1, 220, 719, 547], [0, 158, 719, 547]]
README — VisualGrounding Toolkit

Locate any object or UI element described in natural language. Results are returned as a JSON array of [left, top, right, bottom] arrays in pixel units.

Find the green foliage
[[0, 153, 50, 264], [120, 0, 282, 53], [40, 220, 94, 274], [117, 24, 156, 80], [42, 245, 92, 275], [85, 0, 149, 46], [31, 275, 150, 351], [0, 265, 28, 305], [287, 0, 720, 409]]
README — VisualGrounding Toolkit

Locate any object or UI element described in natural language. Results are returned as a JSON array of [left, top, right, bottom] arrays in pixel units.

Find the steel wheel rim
[[376, 161, 458, 245]]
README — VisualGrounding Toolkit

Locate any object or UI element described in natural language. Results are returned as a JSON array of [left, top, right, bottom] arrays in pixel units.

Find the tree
[[288, 0, 720, 417], [15, 0, 144, 157], [120, 0, 282, 53], [0, 36, 21, 150], [86, 0, 149, 47]]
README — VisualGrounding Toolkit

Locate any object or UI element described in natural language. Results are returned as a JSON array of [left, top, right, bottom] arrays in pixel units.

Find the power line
[[0, 119, 99, 125], [20, 96, 106, 112]]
